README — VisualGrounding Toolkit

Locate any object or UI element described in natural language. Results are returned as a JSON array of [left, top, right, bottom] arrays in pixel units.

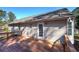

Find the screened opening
[[67, 19, 72, 35], [38, 24, 43, 37]]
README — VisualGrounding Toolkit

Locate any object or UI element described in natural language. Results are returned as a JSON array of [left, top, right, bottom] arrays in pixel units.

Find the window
[[67, 19, 72, 35], [38, 24, 43, 37]]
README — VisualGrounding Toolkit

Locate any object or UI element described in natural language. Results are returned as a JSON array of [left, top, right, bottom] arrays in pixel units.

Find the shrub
[[3, 27, 9, 32]]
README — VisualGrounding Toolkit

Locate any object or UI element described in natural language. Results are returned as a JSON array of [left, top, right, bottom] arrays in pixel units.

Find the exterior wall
[[10, 19, 74, 44], [43, 20, 67, 43], [22, 24, 38, 38], [22, 20, 67, 44]]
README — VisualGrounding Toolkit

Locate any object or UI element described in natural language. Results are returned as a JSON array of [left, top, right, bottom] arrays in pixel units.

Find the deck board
[[0, 35, 77, 52]]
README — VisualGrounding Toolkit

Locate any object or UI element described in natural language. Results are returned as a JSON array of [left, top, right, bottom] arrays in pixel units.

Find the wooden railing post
[[6, 32, 8, 40], [63, 35, 67, 52]]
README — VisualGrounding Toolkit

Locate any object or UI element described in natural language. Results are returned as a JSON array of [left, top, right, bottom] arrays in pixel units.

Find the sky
[[0, 7, 76, 20]]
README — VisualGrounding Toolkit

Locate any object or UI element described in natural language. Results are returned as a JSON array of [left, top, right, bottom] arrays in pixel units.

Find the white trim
[[67, 17, 74, 44], [72, 18, 74, 44], [37, 23, 44, 39], [67, 17, 73, 35]]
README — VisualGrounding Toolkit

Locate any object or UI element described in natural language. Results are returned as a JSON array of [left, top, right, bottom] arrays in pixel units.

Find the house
[[8, 8, 75, 44]]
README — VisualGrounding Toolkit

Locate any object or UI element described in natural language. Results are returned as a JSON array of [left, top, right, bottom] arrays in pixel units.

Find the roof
[[9, 8, 75, 26]]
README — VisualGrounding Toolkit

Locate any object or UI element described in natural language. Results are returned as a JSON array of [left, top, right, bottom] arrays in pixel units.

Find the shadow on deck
[[0, 34, 77, 52]]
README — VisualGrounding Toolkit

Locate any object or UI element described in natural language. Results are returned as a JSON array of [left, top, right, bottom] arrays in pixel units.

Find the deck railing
[[63, 35, 76, 52], [0, 31, 21, 40], [52, 34, 76, 52]]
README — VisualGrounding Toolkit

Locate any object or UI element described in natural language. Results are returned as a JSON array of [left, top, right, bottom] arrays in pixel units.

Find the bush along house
[[8, 8, 75, 45]]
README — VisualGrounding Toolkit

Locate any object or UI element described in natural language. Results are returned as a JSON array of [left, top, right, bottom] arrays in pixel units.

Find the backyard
[[0, 7, 78, 52]]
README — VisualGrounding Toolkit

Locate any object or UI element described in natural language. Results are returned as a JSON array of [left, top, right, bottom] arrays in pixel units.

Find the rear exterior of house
[[8, 8, 75, 44]]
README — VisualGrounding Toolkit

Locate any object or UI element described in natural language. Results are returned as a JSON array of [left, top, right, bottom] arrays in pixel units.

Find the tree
[[72, 7, 79, 34], [8, 12, 16, 22], [75, 16, 79, 29], [0, 10, 6, 20], [0, 9, 6, 26], [0, 9, 16, 32]]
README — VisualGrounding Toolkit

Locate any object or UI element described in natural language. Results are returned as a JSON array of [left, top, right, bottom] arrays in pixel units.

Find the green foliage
[[0, 9, 15, 40], [0, 20, 5, 26], [0, 10, 6, 19], [72, 8, 79, 29], [3, 27, 9, 32], [72, 7, 79, 16], [0, 9, 16, 33], [0, 9, 7, 26], [8, 12, 16, 22], [76, 16, 79, 29], [0, 9, 16, 24]]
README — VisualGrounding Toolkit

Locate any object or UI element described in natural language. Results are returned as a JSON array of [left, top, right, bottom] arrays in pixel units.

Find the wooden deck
[[0, 34, 77, 52], [63, 35, 76, 52]]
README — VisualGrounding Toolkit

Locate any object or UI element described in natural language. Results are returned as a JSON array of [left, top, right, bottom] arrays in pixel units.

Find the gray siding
[[43, 20, 66, 43], [22, 20, 67, 43]]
